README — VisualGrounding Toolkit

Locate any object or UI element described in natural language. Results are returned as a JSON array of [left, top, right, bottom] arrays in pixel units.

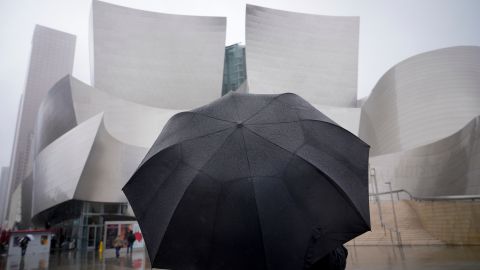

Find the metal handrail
[[369, 189, 413, 199], [369, 189, 480, 201]]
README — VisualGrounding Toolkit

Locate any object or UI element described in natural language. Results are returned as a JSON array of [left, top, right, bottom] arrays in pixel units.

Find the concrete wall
[[410, 200, 480, 245]]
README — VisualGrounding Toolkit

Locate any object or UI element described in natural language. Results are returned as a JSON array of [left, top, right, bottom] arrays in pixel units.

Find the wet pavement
[[347, 245, 480, 270], [1, 246, 479, 269]]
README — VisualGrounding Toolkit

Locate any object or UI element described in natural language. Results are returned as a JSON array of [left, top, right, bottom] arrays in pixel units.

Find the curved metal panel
[[360, 46, 480, 156], [370, 115, 480, 197], [32, 74, 179, 217], [73, 121, 148, 203], [70, 77, 179, 148], [8, 25, 76, 203], [246, 4, 359, 107], [34, 76, 77, 155], [32, 114, 103, 216], [35, 75, 179, 153], [91, 0, 226, 109]]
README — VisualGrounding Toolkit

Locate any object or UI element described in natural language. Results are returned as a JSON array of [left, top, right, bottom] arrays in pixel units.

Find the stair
[[346, 200, 445, 245]]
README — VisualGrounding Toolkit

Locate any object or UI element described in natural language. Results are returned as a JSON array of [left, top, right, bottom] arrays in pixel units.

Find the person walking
[[113, 236, 124, 258], [126, 230, 135, 254], [19, 235, 32, 256]]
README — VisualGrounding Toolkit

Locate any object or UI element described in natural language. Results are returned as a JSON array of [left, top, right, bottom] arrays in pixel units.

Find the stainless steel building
[[370, 115, 480, 197], [32, 75, 180, 219], [32, 75, 179, 248], [359, 46, 480, 157], [245, 4, 359, 107], [5, 25, 76, 228], [360, 46, 480, 197], [91, 0, 226, 109], [5, 1, 480, 250]]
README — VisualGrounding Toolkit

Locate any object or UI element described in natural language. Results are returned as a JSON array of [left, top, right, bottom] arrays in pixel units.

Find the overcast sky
[[1, 0, 479, 168]]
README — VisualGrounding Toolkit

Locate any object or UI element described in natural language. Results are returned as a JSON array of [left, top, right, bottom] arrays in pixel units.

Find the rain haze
[[1, 0, 479, 168]]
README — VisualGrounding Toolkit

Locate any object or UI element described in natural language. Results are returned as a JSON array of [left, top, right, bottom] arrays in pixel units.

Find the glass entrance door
[[87, 225, 103, 250], [87, 226, 95, 249]]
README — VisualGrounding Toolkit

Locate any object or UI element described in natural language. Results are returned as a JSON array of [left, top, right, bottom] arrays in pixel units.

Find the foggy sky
[[1, 0, 479, 167]]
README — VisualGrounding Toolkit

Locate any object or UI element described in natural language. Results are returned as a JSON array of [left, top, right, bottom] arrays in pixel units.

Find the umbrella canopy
[[123, 92, 370, 270], [26, 234, 34, 241]]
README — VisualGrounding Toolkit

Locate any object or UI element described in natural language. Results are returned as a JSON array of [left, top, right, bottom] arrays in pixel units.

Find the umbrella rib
[[241, 94, 284, 123], [189, 111, 237, 124], [231, 93, 242, 121], [137, 156, 184, 221], [237, 128, 269, 269], [239, 128, 253, 178], [136, 128, 236, 258], [147, 126, 236, 162], [243, 126, 370, 228], [246, 120, 369, 177], [206, 174, 223, 269], [192, 128, 238, 179], [246, 120, 369, 147]]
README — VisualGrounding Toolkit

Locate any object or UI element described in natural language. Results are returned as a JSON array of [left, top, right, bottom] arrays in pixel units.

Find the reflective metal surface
[[73, 121, 148, 203], [7, 26, 75, 222], [33, 114, 103, 216], [32, 74, 181, 219], [91, 0, 226, 109], [314, 105, 361, 135], [370, 116, 480, 197], [359, 46, 480, 156], [69, 77, 179, 148], [246, 4, 359, 107]]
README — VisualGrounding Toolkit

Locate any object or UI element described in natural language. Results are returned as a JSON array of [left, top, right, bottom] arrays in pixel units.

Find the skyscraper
[[5, 25, 75, 227], [222, 43, 247, 95]]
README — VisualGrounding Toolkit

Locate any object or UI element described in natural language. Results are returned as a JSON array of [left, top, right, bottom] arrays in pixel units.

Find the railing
[[369, 189, 480, 202], [367, 187, 480, 246]]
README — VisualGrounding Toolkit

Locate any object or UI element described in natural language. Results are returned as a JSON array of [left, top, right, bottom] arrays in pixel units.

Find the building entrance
[[87, 225, 103, 249]]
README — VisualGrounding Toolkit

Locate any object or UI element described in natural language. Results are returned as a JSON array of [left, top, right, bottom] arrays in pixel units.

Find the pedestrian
[[50, 235, 57, 253], [19, 235, 32, 256], [113, 236, 124, 258], [309, 245, 348, 270], [126, 230, 135, 254]]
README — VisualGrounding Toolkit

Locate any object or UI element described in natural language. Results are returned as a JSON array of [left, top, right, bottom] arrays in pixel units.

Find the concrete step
[[346, 200, 445, 246]]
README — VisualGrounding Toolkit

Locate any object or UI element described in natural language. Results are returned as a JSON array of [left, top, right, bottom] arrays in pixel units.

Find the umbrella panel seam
[[243, 126, 370, 229], [239, 127, 270, 270]]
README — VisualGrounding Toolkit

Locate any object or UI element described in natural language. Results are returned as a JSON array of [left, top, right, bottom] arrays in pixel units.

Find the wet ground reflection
[[347, 245, 480, 270], [1, 246, 479, 269], [1, 250, 150, 270]]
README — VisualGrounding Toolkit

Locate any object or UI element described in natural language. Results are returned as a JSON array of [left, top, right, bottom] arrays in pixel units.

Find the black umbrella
[[123, 92, 370, 270]]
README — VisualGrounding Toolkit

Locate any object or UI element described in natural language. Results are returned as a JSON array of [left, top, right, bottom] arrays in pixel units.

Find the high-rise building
[[5, 25, 75, 228], [0, 167, 10, 225], [222, 43, 247, 95]]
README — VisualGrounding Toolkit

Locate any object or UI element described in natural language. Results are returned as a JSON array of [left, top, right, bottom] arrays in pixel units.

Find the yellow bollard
[[98, 240, 104, 253]]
